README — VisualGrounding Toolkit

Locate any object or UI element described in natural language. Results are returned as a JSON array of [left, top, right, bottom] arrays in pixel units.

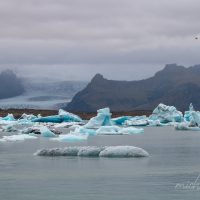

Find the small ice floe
[[53, 122, 84, 128], [50, 134, 88, 142], [0, 134, 37, 142], [1, 124, 18, 132], [35, 146, 149, 158], [174, 122, 200, 131], [96, 126, 144, 135]]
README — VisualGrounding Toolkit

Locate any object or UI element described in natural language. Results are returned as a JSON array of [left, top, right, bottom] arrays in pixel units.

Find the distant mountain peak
[[91, 73, 105, 82], [66, 64, 200, 112]]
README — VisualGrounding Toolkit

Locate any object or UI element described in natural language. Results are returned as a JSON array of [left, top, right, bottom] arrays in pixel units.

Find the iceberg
[[174, 122, 200, 131], [84, 108, 113, 129], [2, 114, 16, 121], [184, 103, 195, 122], [70, 126, 96, 136], [149, 103, 183, 123], [121, 127, 144, 134], [96, 126, 144, 135], [50, 134, 88, 142], [1, 124, 17, 132], [32, 109, 82, 123], [99, 146, 149, 157], [190, 111, 200, 126], [39, 126, 56, 137], [112, 116, 132, 125], [35, 146, 149, 158], [0, 134, 37, 142]]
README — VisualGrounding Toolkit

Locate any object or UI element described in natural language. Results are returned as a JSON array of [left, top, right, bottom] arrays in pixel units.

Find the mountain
[[0, 70, 24, 99], [66, 64, 200, 111]]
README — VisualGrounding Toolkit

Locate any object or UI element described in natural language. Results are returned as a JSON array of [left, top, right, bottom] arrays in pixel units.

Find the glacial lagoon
[[1, 126, 200, 200]]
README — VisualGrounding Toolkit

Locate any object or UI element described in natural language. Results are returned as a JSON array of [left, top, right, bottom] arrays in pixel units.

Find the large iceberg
[[149, 103, 183, 123], [84, 108, 113, 129], [1, 114, 16, 121], [35, 146, 149, 158], [32, 109, 82, 123]]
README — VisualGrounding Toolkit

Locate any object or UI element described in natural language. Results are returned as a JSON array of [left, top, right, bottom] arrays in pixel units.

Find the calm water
[[1, 126, 200, 200]]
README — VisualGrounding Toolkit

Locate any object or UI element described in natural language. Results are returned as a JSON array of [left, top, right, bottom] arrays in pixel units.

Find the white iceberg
[[99, 146, 149, 157], [184, 103, 195, 122], [84, 108, 113, 129], [174, 122, 200, 131], [149, 103, 183, 123], [35, 146, 149, 158]]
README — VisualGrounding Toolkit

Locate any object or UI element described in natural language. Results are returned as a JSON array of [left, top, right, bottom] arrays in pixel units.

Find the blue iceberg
[[40, 127, 56, 137], [84, 108, 113, 129], [32, 109, 82, 123], [2, 114, 16, 121], [149, 103, 183, 123]]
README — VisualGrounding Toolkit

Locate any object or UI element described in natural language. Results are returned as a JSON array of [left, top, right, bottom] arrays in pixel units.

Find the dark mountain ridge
[[66, 64, 200, 111], [0, 70, 24, 99]]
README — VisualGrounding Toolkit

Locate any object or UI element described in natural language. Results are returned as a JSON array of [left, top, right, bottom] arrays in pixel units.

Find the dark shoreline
[[0, 109, 152, 120]]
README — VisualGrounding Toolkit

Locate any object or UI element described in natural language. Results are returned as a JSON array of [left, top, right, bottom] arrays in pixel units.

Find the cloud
[[0, 0, 200, 80]]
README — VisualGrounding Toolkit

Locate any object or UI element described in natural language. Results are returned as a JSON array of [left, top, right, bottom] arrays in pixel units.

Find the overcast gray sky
[[0, 0, 200, 81]]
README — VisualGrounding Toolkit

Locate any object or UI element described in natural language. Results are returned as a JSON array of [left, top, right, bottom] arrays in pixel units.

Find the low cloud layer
[[0, 0, 200, 80]]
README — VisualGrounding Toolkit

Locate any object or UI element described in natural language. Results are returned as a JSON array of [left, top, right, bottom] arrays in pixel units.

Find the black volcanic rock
[[66, 64, 200, 111], [0, 70, 24, 99]]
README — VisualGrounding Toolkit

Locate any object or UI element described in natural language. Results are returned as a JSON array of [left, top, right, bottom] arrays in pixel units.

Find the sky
[[0, 0, 200, 81]]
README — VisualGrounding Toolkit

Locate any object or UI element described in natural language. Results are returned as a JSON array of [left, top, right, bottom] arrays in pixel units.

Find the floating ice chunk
[[96, 126, 120, 135], [71, 126, 96, 136], [121, 127, 144, 134], [84, 108, 113, 129], [50, 134, 88, 142], [0, 134, 37, 142], [2, 114, 16, 121], [40, 126, 56, 137], [99, 146, 149, 157], [96, 126, 144, 135], [78, 146, 104, 157], [53, 122, 84, 128], [1, 124, 17, 132], [125, 119, 148, 126], [112, 116, 132, 125], [184, 103, 195, 122], [35, 146, 149, 158], [174, 122, 200, 131], [58, 109, 82, 122], [149, 103, 183, 123], [32, 110, 82, 123], [35, 147, 80, 156], [19, 113, 37, 120], [190, 111, 200, 126]]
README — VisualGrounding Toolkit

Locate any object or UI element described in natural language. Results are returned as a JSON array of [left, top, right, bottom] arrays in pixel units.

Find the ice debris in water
[[149, 103, 183, 123], [1, 124, 17, 132], [96, 126, 143, 135], [50, 134, 88, 142], [35, 146, 149, 158], [84, 108, 113, 129], [174, 122, 200, 131], [32, 109, 82, 123], [0, 134, 37, 142]]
